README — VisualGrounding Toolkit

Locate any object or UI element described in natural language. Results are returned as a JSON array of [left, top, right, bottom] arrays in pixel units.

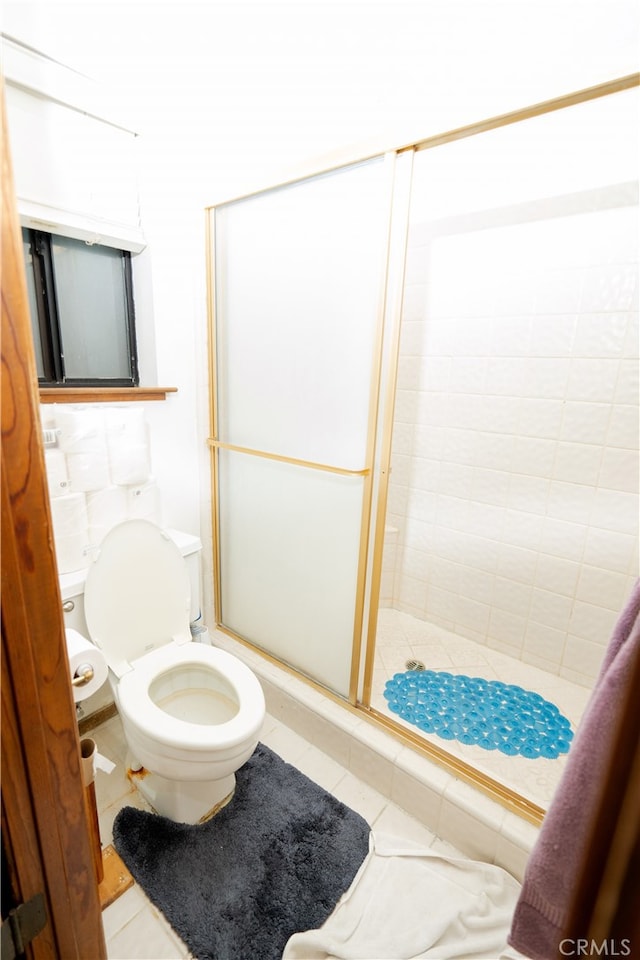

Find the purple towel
[[508, 579, 640, 960]]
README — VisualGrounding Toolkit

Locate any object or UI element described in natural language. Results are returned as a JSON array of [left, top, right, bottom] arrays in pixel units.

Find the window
[[22, 229, 139, 387]]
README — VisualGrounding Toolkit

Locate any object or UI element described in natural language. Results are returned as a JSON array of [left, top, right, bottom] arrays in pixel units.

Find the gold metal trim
[[207, 439, 370, 478], [368, 707, 545, 826], [204, 157, 386, 213], [360, 150, 415, 708], [204, 75, 639, 212], [408, 72, 639, 155], [205, 210, 218, 442], [205, 209, 223, 623], [347, 152, 399, 705]]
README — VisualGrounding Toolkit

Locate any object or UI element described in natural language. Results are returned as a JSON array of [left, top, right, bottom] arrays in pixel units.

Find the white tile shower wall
[[380, 525, 398, 605], [387, 203, 639, 688]]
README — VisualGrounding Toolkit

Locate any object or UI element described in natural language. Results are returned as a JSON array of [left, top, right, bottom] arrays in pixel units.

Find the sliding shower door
[[208, 158, 391, 697]]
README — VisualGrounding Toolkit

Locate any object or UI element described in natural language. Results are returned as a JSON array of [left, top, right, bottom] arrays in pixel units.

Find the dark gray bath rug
[[112, 742, 371, 960]]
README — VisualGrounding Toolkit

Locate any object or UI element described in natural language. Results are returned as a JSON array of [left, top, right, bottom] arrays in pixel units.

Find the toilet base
[[129, 768, 236, 824]]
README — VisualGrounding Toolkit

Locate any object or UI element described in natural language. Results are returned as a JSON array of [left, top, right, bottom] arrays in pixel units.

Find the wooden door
[[1, 86, 107, 959]]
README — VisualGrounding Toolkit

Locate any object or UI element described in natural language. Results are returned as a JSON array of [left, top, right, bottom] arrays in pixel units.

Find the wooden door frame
[[1, 85, 107, 959]]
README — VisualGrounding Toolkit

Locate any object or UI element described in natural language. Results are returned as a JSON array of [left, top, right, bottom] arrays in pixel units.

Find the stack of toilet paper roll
[[43, 405, 162, 572], [44, 448, 71, 499], [65, 628, 108, 702], [50, 493, 91, 573], [51, 408, 104, 572], [56, 407, 153, 490], [86, 486, 128, 548], [57, 407, 111, 491]]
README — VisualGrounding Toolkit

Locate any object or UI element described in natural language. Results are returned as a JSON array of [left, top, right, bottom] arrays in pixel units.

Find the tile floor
[[94, 710, 472, 960], [371, 608, 592, 809]]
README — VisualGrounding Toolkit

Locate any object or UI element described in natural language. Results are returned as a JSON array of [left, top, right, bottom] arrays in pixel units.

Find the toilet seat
[[117, 642, 265, 751]]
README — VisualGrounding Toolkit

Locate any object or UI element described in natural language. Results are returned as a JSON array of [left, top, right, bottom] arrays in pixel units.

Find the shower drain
[[405, 659, 426, 671]]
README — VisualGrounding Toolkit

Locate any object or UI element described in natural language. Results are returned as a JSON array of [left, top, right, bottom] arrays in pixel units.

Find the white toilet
[[83, 518, 265, 824]]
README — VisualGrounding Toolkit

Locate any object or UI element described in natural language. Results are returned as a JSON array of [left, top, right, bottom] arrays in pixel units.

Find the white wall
[[3, 0, 638, 635]]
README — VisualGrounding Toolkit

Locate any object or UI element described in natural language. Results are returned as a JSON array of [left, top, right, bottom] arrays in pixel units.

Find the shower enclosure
[[206, 75, 639, 817]]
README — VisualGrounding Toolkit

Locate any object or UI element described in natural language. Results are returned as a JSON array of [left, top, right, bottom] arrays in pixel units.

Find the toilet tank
[[60, 528, 203, 713]]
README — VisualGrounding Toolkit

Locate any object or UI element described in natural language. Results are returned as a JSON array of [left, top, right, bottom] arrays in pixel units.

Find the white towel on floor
[[282, 832, 522, 960]]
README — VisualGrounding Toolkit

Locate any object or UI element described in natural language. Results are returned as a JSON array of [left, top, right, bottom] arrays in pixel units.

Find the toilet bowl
[[83, 518, 265, 823]]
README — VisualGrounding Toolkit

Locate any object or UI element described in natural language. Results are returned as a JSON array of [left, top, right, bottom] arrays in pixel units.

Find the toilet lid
[[84, 519, 191, 676]]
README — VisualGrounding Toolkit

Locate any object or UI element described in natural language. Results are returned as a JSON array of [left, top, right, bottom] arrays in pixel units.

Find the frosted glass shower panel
[[214, 158, 387, 470], [218, 449, 364, 697]]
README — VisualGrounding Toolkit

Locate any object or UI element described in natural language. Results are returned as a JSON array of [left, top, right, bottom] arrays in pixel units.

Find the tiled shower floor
[[371, 607, 592, 809]]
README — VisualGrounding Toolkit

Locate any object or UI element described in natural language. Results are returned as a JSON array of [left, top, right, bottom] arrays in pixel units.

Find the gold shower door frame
[[206, 72, 639, 825], [205, 153, 399, 704]]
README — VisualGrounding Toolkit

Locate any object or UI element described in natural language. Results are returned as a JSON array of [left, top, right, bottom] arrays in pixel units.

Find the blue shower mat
[[383, 670, 573, 759]]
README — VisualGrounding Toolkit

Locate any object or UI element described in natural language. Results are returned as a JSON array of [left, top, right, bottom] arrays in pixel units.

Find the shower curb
[[212, 630, 538, 882]]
